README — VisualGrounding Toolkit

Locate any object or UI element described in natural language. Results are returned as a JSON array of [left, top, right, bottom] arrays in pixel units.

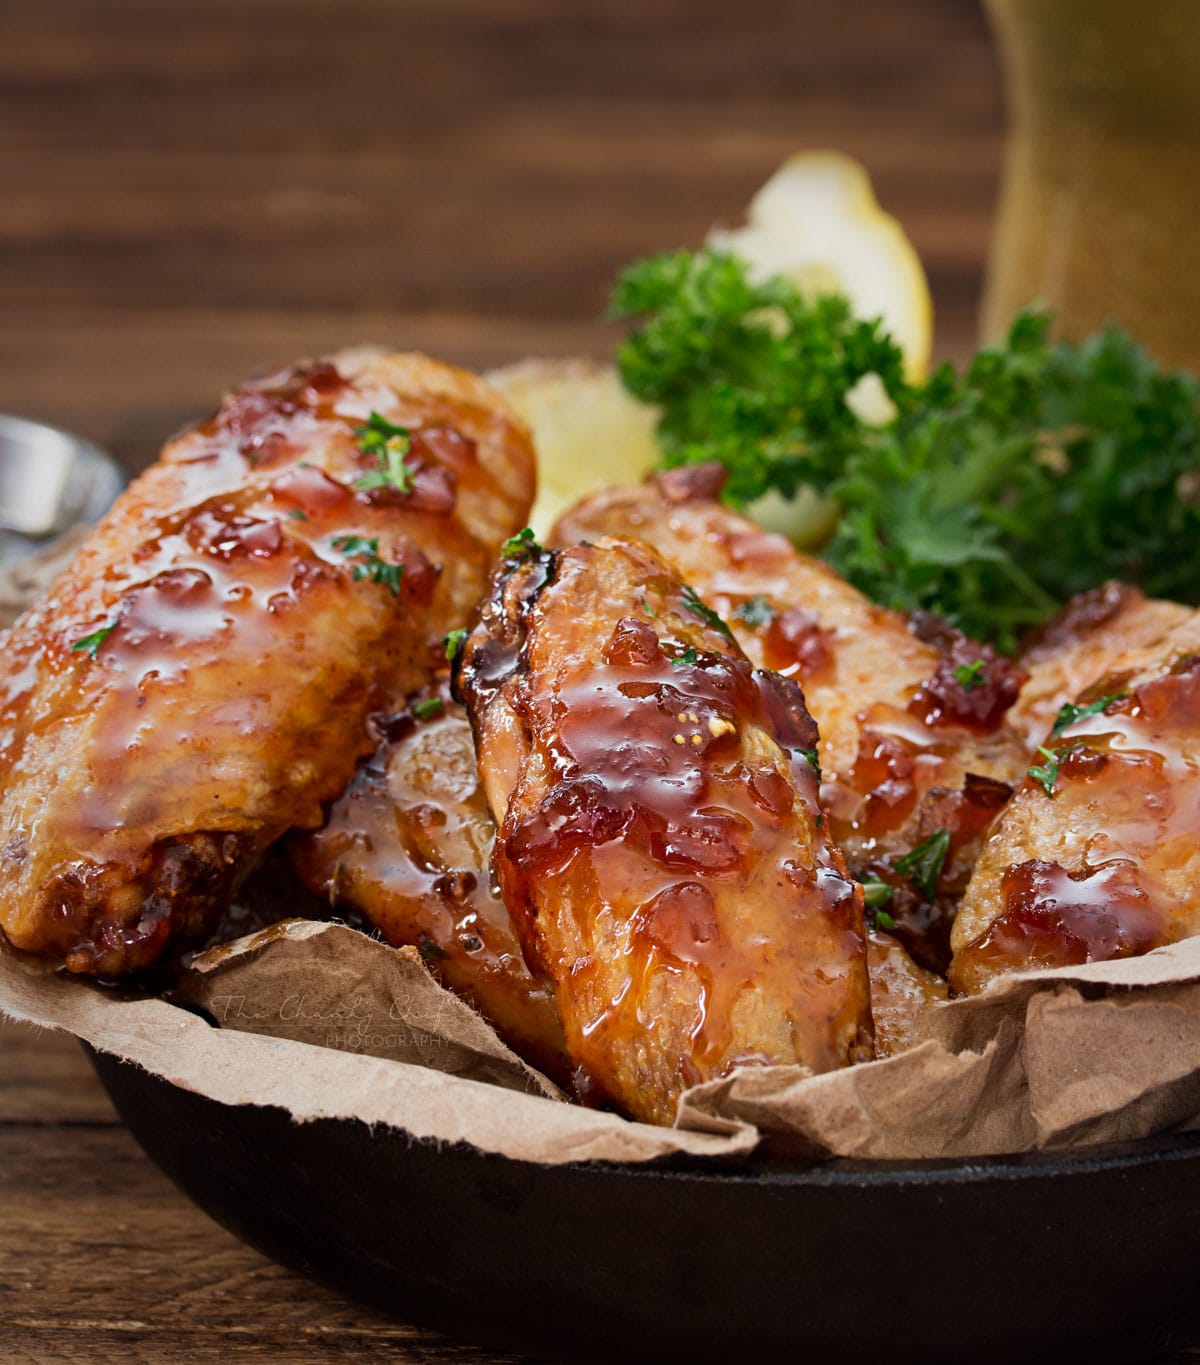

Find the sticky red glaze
[[288, 682, 569, 1082], [0, 350, 535, 976], [909, 633, 1026, 732], [950, 859, 1162, 991], [461, 540, 871, 1126], [509, 644, 798, 892], [761, 607, 835, 685], [951, 650, 1200, 991]]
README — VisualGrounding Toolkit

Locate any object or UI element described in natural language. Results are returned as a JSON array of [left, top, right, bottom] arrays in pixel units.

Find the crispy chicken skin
[[0, 350, 535, 976], [551, 466, 1028, 970], [456, 536, 872, 1125], [867, 929, 947, 1057], [1012, 582, 1191, 747], [289, 680, 569, 1081], [950, 611, 1200, 993]]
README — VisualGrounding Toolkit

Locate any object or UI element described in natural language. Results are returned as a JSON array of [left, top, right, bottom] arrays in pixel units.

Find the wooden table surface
[[1, 1, 1196, 1360]]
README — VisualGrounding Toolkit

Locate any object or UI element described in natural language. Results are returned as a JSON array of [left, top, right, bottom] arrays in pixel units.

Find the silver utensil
[[0, 414, 125, 564]]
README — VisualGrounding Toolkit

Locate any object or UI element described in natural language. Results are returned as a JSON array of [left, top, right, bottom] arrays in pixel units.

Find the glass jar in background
[[982, 0, 1200, 371]]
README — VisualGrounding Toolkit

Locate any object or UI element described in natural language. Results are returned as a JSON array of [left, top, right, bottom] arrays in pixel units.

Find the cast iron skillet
[[89, 1045, 1200, 1363]]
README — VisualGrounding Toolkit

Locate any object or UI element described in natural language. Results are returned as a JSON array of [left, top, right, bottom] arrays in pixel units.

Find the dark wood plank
[[0, 1019, 116, 1126], [0, 1117, 528, 1361]]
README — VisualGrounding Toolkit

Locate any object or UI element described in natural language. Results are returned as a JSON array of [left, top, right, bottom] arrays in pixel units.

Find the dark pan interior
[[89, 1045, 1200, 1363]]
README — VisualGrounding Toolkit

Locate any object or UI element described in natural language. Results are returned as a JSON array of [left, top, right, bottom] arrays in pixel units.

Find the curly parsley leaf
[[71, 621, 118, 659], [894, 827, 951, 901], [612, 249, 1200, 648], [331, 534, 404, 596], [953, 659, 988, 692], [734, 595, 775, 627], [500, 527, 542, 561], [1028, 742, 1085, 797], [861, 876, 893, 909], [1050, 692, 1127, 739], [612, 249, 908, 507], [680, 585, 733, 639], [354, 412, 413, 493]]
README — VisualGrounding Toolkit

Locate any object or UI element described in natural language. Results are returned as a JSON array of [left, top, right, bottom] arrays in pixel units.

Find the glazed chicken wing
[[867, 929, 947, 1057], [0, 350, 534, 975], [288, 680, 569, 1082], [950, 610, 1200, 993], [1011, 582, 1191, 747], [552, 465, 1029, 969], [456, 536, 872, 1125]]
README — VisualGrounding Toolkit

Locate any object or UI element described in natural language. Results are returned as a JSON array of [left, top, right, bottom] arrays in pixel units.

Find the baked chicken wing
[[950, 610, 1200, 992], [552, 465, 1029, 969], [456, 536, 872, 1125], [867, 929, 947, 1057], [1011, 582, 1191, 747], [0, 350, 534, 975], [288, 680, 569, 1081]]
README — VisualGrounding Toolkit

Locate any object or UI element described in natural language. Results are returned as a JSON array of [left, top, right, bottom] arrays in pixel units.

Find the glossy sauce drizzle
[[493, 600, 866, 1109]]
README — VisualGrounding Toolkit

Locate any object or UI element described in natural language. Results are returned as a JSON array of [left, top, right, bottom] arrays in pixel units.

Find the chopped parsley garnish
[[412, 697, 444, 721], [671, 645, 699, 668], [444, 628, 468, 662], [500, 527, 542, 561], [612, 248, 1200, 648], [330, 534, 404, 595], [681, 585, 733, 639], [354, 412, 413, 493], [953, 659, 988, 692], [861, 876, 893, 909], [734, 595, 775, 627], [894, 827, 950, 901], [801, 748, 821, 781], [640, 597, 657, 617], [1050, 692, 1127, 739], [874, 908, 897, 932], [1028, 742, 1084, 797], [287, 508, 309, 521], [71, 621, 118, 659]]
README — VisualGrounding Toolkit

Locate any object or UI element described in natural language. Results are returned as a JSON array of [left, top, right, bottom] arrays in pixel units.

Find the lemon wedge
[[487, 359, 662, 537], [708, 150, 932, 385], [491, 152, 931, 547]]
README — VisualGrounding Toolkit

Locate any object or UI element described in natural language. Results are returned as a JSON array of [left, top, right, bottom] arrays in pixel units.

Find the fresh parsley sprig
[[500, 527, 542, 561], [1050, 692, 1127, 739], [331, 534, 404, 595], [71, 619, 118, 659], [953, 659, 988, 692], [893, 827, 951, 901], [734, 595, 775, 627], [612, 249, 1200, 648], [354, 412, 413, 494], [680, 585, 733, 640], [1027, 742, 1084, 797]]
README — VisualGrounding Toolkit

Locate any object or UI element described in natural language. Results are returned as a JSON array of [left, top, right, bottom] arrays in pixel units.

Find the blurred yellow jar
[[982, 0, 1200, 371]]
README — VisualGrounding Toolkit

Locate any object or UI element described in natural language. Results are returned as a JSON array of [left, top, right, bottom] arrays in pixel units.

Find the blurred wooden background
[[0, 0, 1002, 471]]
